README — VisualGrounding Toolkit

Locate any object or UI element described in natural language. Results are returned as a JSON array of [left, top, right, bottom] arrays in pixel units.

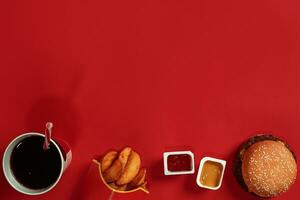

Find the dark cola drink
[[10, 135, 62, 189]]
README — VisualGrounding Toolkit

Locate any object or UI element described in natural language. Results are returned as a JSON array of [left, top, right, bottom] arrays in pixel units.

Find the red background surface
[[0, 0, 300, 199]]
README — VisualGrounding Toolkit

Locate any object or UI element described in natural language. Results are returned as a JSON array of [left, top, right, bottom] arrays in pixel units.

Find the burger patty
[[234, 134, 297, 196]]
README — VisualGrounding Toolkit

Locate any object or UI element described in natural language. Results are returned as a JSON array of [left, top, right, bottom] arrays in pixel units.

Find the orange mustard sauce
[[200, 161, 223, 187]]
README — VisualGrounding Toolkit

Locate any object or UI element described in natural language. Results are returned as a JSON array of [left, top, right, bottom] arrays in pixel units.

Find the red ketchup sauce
[[167, 154, 192, 172]]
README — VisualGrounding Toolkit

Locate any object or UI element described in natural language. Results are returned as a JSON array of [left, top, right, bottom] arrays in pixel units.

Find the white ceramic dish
[[163, 151, 195, 175], [196, 156, 226, 190]]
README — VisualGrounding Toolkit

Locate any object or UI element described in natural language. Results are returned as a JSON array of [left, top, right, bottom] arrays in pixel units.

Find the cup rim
[[2, 132, 65, 195]]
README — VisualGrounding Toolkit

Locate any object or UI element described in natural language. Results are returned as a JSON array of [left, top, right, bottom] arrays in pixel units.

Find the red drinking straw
[[43, 122, 53, 150]]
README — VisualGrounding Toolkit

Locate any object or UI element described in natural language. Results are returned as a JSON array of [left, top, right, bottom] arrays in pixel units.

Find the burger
[[234, 134, 297, 198]]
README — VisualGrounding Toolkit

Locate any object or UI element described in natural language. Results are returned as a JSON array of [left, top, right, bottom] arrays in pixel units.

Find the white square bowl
[[163, 151, 195, 175], [196, 157, 226, 190]]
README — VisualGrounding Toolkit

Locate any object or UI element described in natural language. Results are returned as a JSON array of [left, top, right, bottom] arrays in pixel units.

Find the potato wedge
[[118, 147, 132, 169], [101, 151, 118, 172], [128, 168, 146, 189], [103, 159, 123, 183], [116, 151, 141, 185]]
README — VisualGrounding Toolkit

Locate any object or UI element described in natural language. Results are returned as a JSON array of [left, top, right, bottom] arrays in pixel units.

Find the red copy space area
[[0, 0, 300, 199]]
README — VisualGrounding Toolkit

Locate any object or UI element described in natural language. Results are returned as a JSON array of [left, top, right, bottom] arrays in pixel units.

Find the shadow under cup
[[2, 133, 71, 195]]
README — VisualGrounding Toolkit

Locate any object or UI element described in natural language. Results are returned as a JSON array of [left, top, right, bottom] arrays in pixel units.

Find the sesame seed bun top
[[242, 140, 297, 197]]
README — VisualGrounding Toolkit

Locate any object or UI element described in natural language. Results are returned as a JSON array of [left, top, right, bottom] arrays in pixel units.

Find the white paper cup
[[196, 156, 226, 190], [2, 132, 72, 195], [163, 151, 195, 175]]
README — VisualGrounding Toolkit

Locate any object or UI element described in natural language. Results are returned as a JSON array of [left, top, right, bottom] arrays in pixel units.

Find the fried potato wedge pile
[[101, 147, 147, 191]]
